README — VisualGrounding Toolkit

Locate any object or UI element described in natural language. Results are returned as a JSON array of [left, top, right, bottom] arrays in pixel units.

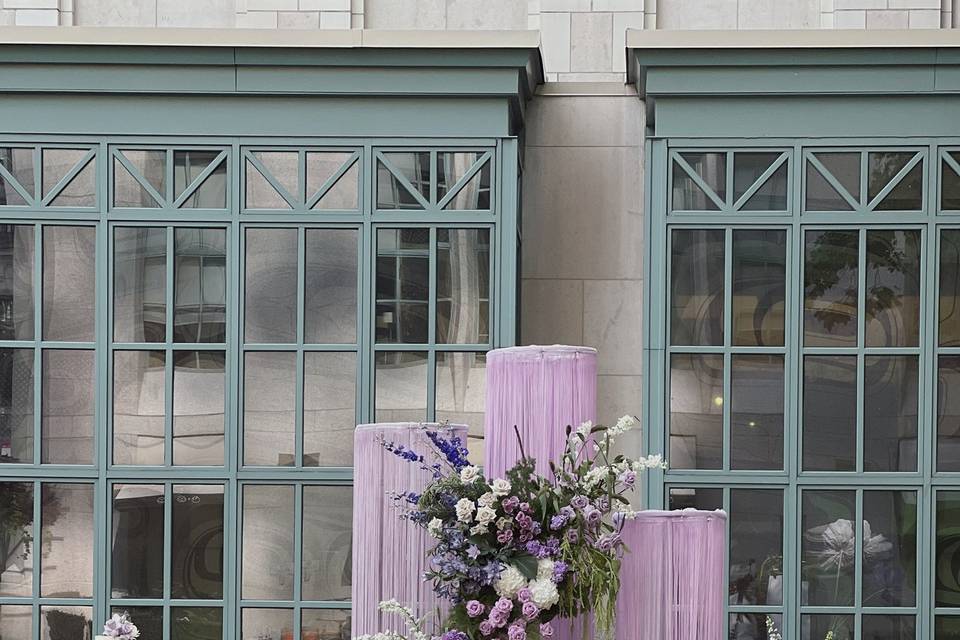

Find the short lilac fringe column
[[616, 509, 726, 640], [484, 345, 598, 640], [352, 422, 467, 637]]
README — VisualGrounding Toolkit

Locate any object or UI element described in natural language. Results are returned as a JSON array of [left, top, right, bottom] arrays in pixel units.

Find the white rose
[[529, 577, 560, 609], [470, 523, 489, 536], [455, 498, 476, 523], [496, 517, 513, 531], [491, 478, 512, 497], [476, 506, 497, 524], [460, 466, 481, 484], [494, 565, 527, 598], [427, 518, 443, 538], [478, 492, 497, 508], [536, 558, 555, 580]]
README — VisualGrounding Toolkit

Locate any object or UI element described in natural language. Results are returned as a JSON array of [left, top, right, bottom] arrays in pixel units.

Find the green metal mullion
[[786, 149, 802, 639], [32, 144, 41, 206], [164, 149, 174, 207], [224, 478, 237, 640], [856, 229, 866, 475], [293, 484, 304, 640], [429, 150, 438, 207], [860, 150, 868, 209], [236, 220, 248, 469], [95, 138, 109, 632], [31, 223, 41, 466], [31, 479, 40, 640], [164, 226, 174, 467], [295, 228, 305, 467], [298, 149, 307, 208], [723, 227, 732, 471], [725, 150, 734, 210], [865, 151, 924, 212], [427, 227, 437, 421], [162, 482, 172, 640], [854, 489, 863, 636]]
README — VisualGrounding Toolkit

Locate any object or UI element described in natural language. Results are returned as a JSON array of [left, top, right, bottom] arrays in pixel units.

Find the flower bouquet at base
[[356, 415, 666, 640], [96, 612, 140, 640]]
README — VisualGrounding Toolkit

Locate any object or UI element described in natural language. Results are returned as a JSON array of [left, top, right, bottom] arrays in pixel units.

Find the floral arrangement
[[99, 612, 140, 640], [357, 415, 665, 640]]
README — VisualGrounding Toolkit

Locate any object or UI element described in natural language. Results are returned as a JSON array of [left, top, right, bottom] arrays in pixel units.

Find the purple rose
[[517, 587, 532, 603], [620, 471, 637, 487], [596, 496, 610, 511], [540, 622, 555, 637], [466, 600, 485, 618], [570, 495, 589, 510], [489, 608, 508, 628], [508, 623, 527, 640], [495, 596, 514, 612], [566, 528, 579, 544], [522, 601, 539, 620], [560, 505, 575, 519], [595, 532, 621, 551], [441, 632, 468, 640], [479, 621, 494, 636], [584, 507, 602, 525]]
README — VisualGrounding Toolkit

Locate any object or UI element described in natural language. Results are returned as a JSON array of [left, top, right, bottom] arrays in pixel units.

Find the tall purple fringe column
[[352, 422, 467, 637], [616, 510, 726, 640], [484, 345, 597, 640]]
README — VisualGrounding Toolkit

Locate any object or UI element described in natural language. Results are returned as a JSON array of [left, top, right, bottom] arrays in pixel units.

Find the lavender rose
[[466, 600, 485, 618]]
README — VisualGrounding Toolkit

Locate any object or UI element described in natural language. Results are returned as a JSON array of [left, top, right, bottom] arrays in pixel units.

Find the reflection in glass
[[438, 152, 491, 210], [865, 230, 921, 347], [869, 151, 922, 211], [862, 491, 917, 607], [303, 352, 356, 467], [42, 149, 95, 208], [0, 225, 34, 340], [302, 485, 352, 601], [111, 484, 164, 599], [171, 607, 222, 640], [668, 486, 722, 511], [730, 613, 781, 640], [244, 351, 295, 467], [937, 616, 960, 638], [0, 604, 32, 639], [732, 229, 785, 347], [802, 491, 855, 606], [436, 352, 486, 467], [672, 152, 725, 210], [375, 351, 428, 423], [803, 355, 856, 471], [808, 152, 859, 211], [670, 229, 724, 346], [801, 615, 852, 640], [114, 150, 164, 208], [307, 152, 359, 210], [174, 228, 226, 343], [245, 228, 298, 343], [733, 152, 787, 211], [729, 490, 783, 606], [0, 147, 34, 206], [731, 355, 783, 470], [43, 226, 95, 342], [943, 153, 960, 211], [376, 228, 429, 344], [937, 492, 960, 607], [941, 230, 960, 346], [669, 354, 722, 470], [377, 152, 429, 209], [938, 356, 960, 472], [0, 349, 34, 464], [242, 608, 293, 640], [174, 151, 226, 209], [113, 350, 165, 466], [0, 482, 33, 597], [173, 351, 225, 467], [804, 230, 858, 347], [864, 356, 918, 472], [302, 609, 351, 640], [41, 349, 94, 464], [41, 483, 93, 598], [242, 485, 294, 601], [114, 227, 166, 343], [437, 228, 489, 344], [862, 616, 916, 640], [304, 229, 358, 344], [111, 607, 162, 640], [40, 606, 92, 640], [171, 484, 223, 600]]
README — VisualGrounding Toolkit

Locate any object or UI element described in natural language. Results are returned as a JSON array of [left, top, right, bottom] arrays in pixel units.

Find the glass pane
[[943, 153, 960, 211], [113, 350, 165, 466], [50, 159, 95, 208], [377, 152, 429, 209], [667, 486, 722, 511], [171, 484, 223, 600], [40, 483, 93, 598], [438, 152, 491, 210], [437, 228, 490, 344], [803, 355, 856, 471], [732, 229, 785, 347], [43, 226, 95, 342], [244, 228, 298, 344], [801, 615, 853, 640], [673, 152, 725, 210], [937, 492, 960, 607], [669, 353, 722, 470], [877, 162, 923, 212], [0, 605, 32, 639], [731, 355, 783, 470], [0, 225, 34, 341], [376, 228, 429, 344], [941, 230, 960, 346], [869, 151, 922, 211], [0, 147, 34, 205], [733, 152, 785, 208], [729, 489, 783, 606], [42, 149, 94, 207], [804, 230, 858, 347], [0, 349, 34, 464], [41, 349, 94, 464], [171, 607, 222, 640], [670, 229, 725, 346], [114, 150, 165, 208], [40, 606, 92, 640], [802, 490, 855, 606], [743, 166, 788, 212], [245, 158, 291, 210], [244, 352, 296, 467], [111, 607, 162, 640], [242, 609, 294, 640], [862, 491, 917, 607], [937, 616, 960, 639], [375, 351, 427, 422], [302, 485, 352, 601], [174, 228, 226, 343], [867, 151, 911, 200], [812, 152, 860, 202], [301, 609, 351, 640], [436, 352, 486, 467], [939, 356, 960, 472], [241, 485, 294, 601], [174, 151, 226, 209], [865, 229, 921, 347], [306, 152, 358, 210], [111, 484, 164, 599], [303, 352, 356, 467], [254, 151, 297, 197], [730, 613, 781, 640], [864, 355, 918, 472], [173, 351, 225, 467], [114, 227, 166, 343], [304, 229, 358, 344], [0, 482, 33, 597]]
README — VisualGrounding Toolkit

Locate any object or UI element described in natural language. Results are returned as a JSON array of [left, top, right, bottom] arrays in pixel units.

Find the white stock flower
[[476, 506, 497, 524], [478, 492, 497, 508], [528, 577, 560, 609], [583, 467, 606, 489], [494, 565, 527, 598], [427, 518, 443, 538], [460, 466, 481, 484], [491, 478, 512, 497], [576, 421, 592, 439], [609, 415, 637, 437], [455, 498, 476, 523], [632, 454, 667, 471], [536, 558, 555, 580]]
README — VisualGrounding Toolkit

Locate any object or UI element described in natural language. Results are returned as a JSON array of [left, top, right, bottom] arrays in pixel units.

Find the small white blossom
[[576, 421, 592, 439], [632, 454, 667, 471], [427, 517, 443, 538], [460, 465, 481, 484], [478, 492, 497, 508], [491, 478, 511, 497], [494, 565, 527, 598], [609, 414, 637, 437], [455, 498, 476, 523], [583, 467, 607, 489]]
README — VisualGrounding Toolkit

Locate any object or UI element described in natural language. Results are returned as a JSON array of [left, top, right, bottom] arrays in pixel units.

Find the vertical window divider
[[427, 227, 438, 421], [164, 226, 175, 468], [859, 151, 868, 209], [722, 227, 732, 471], [165, 149, 174, 208], [31, 478, 40, 608], [429, 150, 438, 208], [854, 488, 864, 636], [293, 483, 304, 640], [856, 229, 867, 475], [725, 150, 734, 212], [298, 150, 307, 210], [228, 138, 242, 475], [359, 219, 373, 424], [162, 482, 172, 640], [295, 227, 306, 467], [32, 223, 41, 465], [31, 144, 40, 204]]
